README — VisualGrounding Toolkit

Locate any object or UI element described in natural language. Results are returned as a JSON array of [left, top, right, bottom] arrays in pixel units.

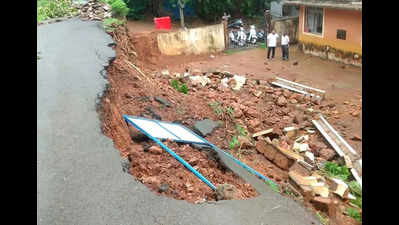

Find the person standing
[[267, 30, 279, 60], [281, 33, 290, 60]]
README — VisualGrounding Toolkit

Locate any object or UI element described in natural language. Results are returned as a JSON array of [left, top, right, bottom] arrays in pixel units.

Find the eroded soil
[[98, 22, 362, 225]]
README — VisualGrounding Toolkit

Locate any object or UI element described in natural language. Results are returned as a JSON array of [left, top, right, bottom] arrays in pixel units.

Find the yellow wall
[[298, 6, 362, 55], [157, 24, 225, 56]]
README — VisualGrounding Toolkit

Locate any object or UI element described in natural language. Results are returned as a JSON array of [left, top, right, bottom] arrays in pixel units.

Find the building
[[284, 0, 362, 66], [271, 0, 300, 18]]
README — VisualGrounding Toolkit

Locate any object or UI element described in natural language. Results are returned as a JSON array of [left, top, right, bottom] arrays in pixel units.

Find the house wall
[[297, 5, 362, 66], [157, 23, 225, 56], [298, 6, 362, 54]]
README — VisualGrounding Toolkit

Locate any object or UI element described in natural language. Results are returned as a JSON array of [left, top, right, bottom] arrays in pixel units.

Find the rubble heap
[[75, 0, 112, 21]]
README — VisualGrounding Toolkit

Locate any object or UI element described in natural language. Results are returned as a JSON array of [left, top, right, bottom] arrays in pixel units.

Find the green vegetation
[[236, 124, 247, 136], [348, 181, 362, 209], [323, 162, 351, 181], [37, 0, 77, 23], [103, 18, 125, 32], [209, 102, 234, 120], [266, 179, 280, 193], [258, 42, 267, 49], [345, 207, 362, 223], [316, 212, 329, 225], [109, 0, 129, 18], [228, 136, 239, 149], [170, 79, 188, 94]]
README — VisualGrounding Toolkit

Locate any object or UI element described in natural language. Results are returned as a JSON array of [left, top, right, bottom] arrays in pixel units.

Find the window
[[304, 7, 323, 35], [337, 29, 347, 40]]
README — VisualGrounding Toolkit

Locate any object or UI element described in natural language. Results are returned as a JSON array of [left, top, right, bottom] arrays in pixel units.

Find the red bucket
[[154, 16, 172, 30]]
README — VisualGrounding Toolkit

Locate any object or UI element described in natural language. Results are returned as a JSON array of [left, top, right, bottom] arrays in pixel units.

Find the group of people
[[266, 30, 290, 61]]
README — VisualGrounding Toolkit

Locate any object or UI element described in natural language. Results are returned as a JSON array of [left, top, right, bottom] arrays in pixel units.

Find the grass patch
[[258, 42, 267, 49], [228, 136, 239, 149], [348, 181, 362, 209], [103, 18, 125, 32], [37, 0, 77, 23], [170, 79, 188, 94], [265, 179, 280, 193], [322, 162, 351, 181], [345, 207, 362, 223], [316, 212, 329, 225]]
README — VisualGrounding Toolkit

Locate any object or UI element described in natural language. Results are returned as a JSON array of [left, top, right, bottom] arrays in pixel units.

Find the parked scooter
[[247, 25, 257, 44], [227, 18, 244, 29]]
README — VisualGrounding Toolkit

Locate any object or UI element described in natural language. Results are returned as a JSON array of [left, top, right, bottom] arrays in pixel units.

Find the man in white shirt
[[281, 33, 290, 60], [267, 30, 279, 60]]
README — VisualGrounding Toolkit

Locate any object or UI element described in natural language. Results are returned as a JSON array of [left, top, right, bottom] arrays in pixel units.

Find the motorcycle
[[227, 18, 244, 29]]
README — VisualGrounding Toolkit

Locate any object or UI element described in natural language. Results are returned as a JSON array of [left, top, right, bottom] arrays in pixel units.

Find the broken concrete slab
[[194, 119, 219, 137], [189, 75, 211, 86], [252, 128, 273, 138], [284, 126, 298, 139], [231, 75, 246, 91], [154, 96, 169, 107], [329, 178, 349, 198]]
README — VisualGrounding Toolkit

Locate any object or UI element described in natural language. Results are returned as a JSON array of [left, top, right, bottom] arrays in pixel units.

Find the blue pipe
[[123, 115, 217, 190]]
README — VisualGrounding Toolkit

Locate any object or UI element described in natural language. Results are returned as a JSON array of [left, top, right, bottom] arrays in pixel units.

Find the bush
[[323, 162, 351, 181], [103, 18, 125, 32], [110, 0, 129, 18], [123, 0, 148, 20], [37, 0, 77, 22]]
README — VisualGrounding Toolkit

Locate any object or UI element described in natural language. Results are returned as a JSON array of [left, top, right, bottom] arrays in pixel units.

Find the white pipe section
[[276, 77, 326, 94], [312, 120, 345, 157], [319, 114, 358, 156]]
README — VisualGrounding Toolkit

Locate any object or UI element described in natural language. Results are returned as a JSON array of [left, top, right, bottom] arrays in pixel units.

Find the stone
[[215, 183, 237, 200], [149, 145, 163, 155], [293, 61, 298, 66], [277, 96, 287, 106], [159, 182, 169, 193], [256, 139, 295, 170], [161, 69, 170, 76], [311, 197, 331, 213], [283, 89, 291, 98], [305, 151, 315, 163], [247, 119, 261, 133], [351, 111, 360, 117], [121, 157, 130, 173], [194, 119, 219, 137], [319, 148, 336, 161], [290, 99, 298, 104], [154, 96, 169, 107]]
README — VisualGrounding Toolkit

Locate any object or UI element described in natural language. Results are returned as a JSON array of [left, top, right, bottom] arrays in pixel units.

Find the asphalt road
[[37, 18, 320, 225]]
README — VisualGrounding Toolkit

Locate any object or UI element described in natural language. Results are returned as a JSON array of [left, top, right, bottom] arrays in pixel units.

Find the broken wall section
[[157, 23, 225, 56]]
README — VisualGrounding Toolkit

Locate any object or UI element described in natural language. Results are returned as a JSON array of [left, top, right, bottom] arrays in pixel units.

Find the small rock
[[154, 96, 169, 107], [159, 182, 169, 193], [149, 145, 163, 155], [283, 89, 291, 98], [293, 61, 298, 66], [351, 135, 362, 141], [277, 96, 288, 106], [319, 148, 336, 161], [161, 69, 170, 76], [194, 119, 219, 137], [215, 183, 237, 200], [210, 54, 215, 59], [290, 99, 298, 104], [121, 157, 130, 173], [351, 111, 360, 117]]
